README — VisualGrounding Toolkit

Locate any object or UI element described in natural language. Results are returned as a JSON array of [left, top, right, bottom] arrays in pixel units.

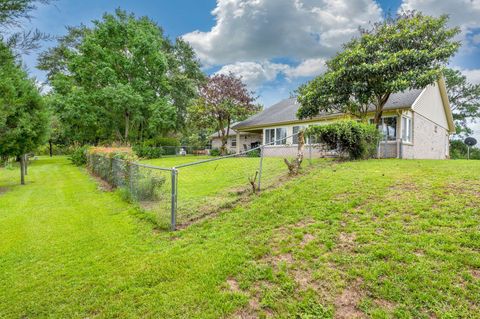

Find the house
[[210, 126, 262, 153], [232, 78, 455, 159]]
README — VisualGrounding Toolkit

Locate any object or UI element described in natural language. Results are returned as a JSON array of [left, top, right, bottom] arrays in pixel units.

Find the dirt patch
[[336, 232, 356, 252], [226, 278, 241, 293], [334, 278, 366, 319], [374, 298, 396, 311], [0, 186, 9, 196], [471, 269, 480, 279], [300, 233, 315, 247], [89, 173, 114, 191], [264, 252, 294, 266]]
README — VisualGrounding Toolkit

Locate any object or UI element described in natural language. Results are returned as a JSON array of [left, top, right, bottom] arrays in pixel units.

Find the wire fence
[[87, 132, 335, 230]]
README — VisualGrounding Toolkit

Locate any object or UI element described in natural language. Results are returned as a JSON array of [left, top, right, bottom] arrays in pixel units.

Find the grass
[[1, 156, 479, 318], [140, 155, 293, 226]]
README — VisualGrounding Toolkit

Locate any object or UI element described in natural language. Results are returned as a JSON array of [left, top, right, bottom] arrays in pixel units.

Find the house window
[[275, 128, 287, 145], [401, 117, 412, 142], [231, 138, 237, 147], [265, 128, 275, 145], [292, 126, 304, 144], [371, 117, 397, 140]]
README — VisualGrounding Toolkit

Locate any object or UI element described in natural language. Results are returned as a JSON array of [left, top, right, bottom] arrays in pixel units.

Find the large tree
[[297, 12, 460, 126], [0, 42, 49, 184], [443, 68, 480, 136], [189, 73, 260, 155], [38, 9, 204, 145]]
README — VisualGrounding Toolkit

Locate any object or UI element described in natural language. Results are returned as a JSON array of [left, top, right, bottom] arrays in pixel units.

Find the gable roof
[[234, 88, 424, 130]]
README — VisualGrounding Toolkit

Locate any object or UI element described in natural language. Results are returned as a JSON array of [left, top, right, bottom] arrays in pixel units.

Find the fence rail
[[87, 132, 330, 230]]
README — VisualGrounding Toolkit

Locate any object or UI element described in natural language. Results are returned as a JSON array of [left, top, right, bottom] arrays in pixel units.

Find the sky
[[16, 0, 480, 139]]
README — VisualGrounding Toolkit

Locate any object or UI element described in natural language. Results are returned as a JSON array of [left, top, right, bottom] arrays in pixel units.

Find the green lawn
[[1, 156, 480, 318], [141, 155, 294, 226]]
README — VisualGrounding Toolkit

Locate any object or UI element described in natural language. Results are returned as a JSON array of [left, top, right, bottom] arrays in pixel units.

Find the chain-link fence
[[87, 132, 334, 230]]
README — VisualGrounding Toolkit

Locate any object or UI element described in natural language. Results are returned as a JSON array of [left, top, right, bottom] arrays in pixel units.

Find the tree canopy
[[297, 12, 460, 125], [38, 9, 204, 145], [443, 68, 480, 136], [188, 73, 260, 154], [0, 42, 49, 182]]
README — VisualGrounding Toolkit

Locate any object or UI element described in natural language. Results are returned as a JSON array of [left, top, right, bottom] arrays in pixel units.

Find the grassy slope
[[0, 157, 479, 318]]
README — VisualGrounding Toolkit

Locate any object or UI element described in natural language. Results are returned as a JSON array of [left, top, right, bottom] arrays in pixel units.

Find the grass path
[[1, 157, 479, 318]]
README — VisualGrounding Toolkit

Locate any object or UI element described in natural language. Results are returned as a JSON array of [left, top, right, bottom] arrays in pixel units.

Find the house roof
[[233, 88, 424, 130], [209, 125, 260, 139]]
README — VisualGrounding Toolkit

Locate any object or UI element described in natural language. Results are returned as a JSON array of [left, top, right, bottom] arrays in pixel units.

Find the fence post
[[170, 168, 178, 231], [257, 145, 264, 192]]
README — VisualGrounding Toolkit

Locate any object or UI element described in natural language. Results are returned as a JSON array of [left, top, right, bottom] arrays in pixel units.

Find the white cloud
[[216, 61, 289, 89], [400, 0, 480, 47], [284, 58, 326, 78], [461, 68, 480, 85], [183, 0, 382, 66], [215, 58, 326, 90]]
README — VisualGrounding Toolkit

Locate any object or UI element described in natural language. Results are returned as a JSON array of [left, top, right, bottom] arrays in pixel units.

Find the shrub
[[69, 145, 90, 166], [306, 120, 381, 160], [133, 173, 166, 201], [133, 144, 164, 159], [247, 148, 261, 157], [143, 137, 179, 147], [450, 140, 480, 159], [210, 148, 221, 156]]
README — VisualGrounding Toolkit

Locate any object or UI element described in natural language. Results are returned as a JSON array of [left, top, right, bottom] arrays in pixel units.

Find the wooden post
[[236, 132, 241, 154]]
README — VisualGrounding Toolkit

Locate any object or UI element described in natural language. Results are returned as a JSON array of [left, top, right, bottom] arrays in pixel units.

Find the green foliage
[[297, 12, 460, 123], [143, 137, 180, 147], [188, 73, 260, 155], [132, 173, 166, 201], [246, 148, 261, 157], [38, 9, 204, 145], [443, 68, 480, 137], [132, 144, 164, 159], [450, 140, 480, 159], [307, 121, 381, 160], [68, 145, 89, 166], [209, 148, 221, 156], [0, 43, 49, 159]]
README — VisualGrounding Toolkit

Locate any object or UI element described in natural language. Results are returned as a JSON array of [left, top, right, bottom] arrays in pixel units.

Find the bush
[[133, 173, 166, 201], [133, 144, 164, 159], [306, 120, 381, 160], [143, 137, 179, 147], [36, 144, 75, 156], [210, 148, 221, 156], [69, 145, 89, 166], [450, 140, 480, 159], [247, 148, 261, 157]]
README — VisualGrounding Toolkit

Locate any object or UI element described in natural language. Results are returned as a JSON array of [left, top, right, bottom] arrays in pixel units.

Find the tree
[[189, 73, 260, 154], [297, 12, 460, 126], [38, 9, 204, 145], [443, 68, 480, 136], [0, 0, 54, 55], [0, 42, 49, 184]]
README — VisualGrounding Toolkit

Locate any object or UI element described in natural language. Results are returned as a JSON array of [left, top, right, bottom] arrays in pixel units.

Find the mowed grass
[[0, 156, 479, 318], [141, 155, 291, 225]]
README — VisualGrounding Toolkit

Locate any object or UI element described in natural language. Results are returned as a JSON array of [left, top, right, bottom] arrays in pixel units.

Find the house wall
[[401, 112, 449, 159], [262, 144, 338, 158], [211, 134, 262, 153], [413, 83, 449, 130]]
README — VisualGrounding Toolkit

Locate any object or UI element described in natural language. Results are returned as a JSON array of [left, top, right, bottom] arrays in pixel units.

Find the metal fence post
[[257, 145, 264, 192], [170, 168, 178, 231]]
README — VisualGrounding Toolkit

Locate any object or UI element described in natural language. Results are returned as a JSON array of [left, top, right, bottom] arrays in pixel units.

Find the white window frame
[[292, 125, 305, 145], [264, 128, 275, 145], [275, 128, 287, 145], [401, 116, 412, 143]]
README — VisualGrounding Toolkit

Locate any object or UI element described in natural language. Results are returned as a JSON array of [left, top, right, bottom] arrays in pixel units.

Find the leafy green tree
[[38, 9, 204, 145], [297, 12, 460, 126], [0, 42, 48, 184], [443, 68, 480, 136], [188, 73, 260, 155]]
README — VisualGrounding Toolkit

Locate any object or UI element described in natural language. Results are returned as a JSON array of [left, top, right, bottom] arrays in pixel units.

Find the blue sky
[[18, 0, 480, 136]]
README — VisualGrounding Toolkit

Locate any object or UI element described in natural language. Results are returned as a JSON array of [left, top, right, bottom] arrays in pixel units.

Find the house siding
[[401, 112, 449, 159], [211, 134, 262, 153], [413, 83, 449, 130]]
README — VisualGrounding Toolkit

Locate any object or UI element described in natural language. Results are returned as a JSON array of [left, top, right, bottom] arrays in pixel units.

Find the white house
[[232, 78, 455, 159]]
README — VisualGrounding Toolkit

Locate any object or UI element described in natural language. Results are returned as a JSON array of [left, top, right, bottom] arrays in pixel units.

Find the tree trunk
[[24, 154, 28, 175], [20, 154, 25, 185], [373, 93, 391, 128], [284, 131, 305, 175], [124, 113, 130, 145], [49, 140, 53, 157]]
